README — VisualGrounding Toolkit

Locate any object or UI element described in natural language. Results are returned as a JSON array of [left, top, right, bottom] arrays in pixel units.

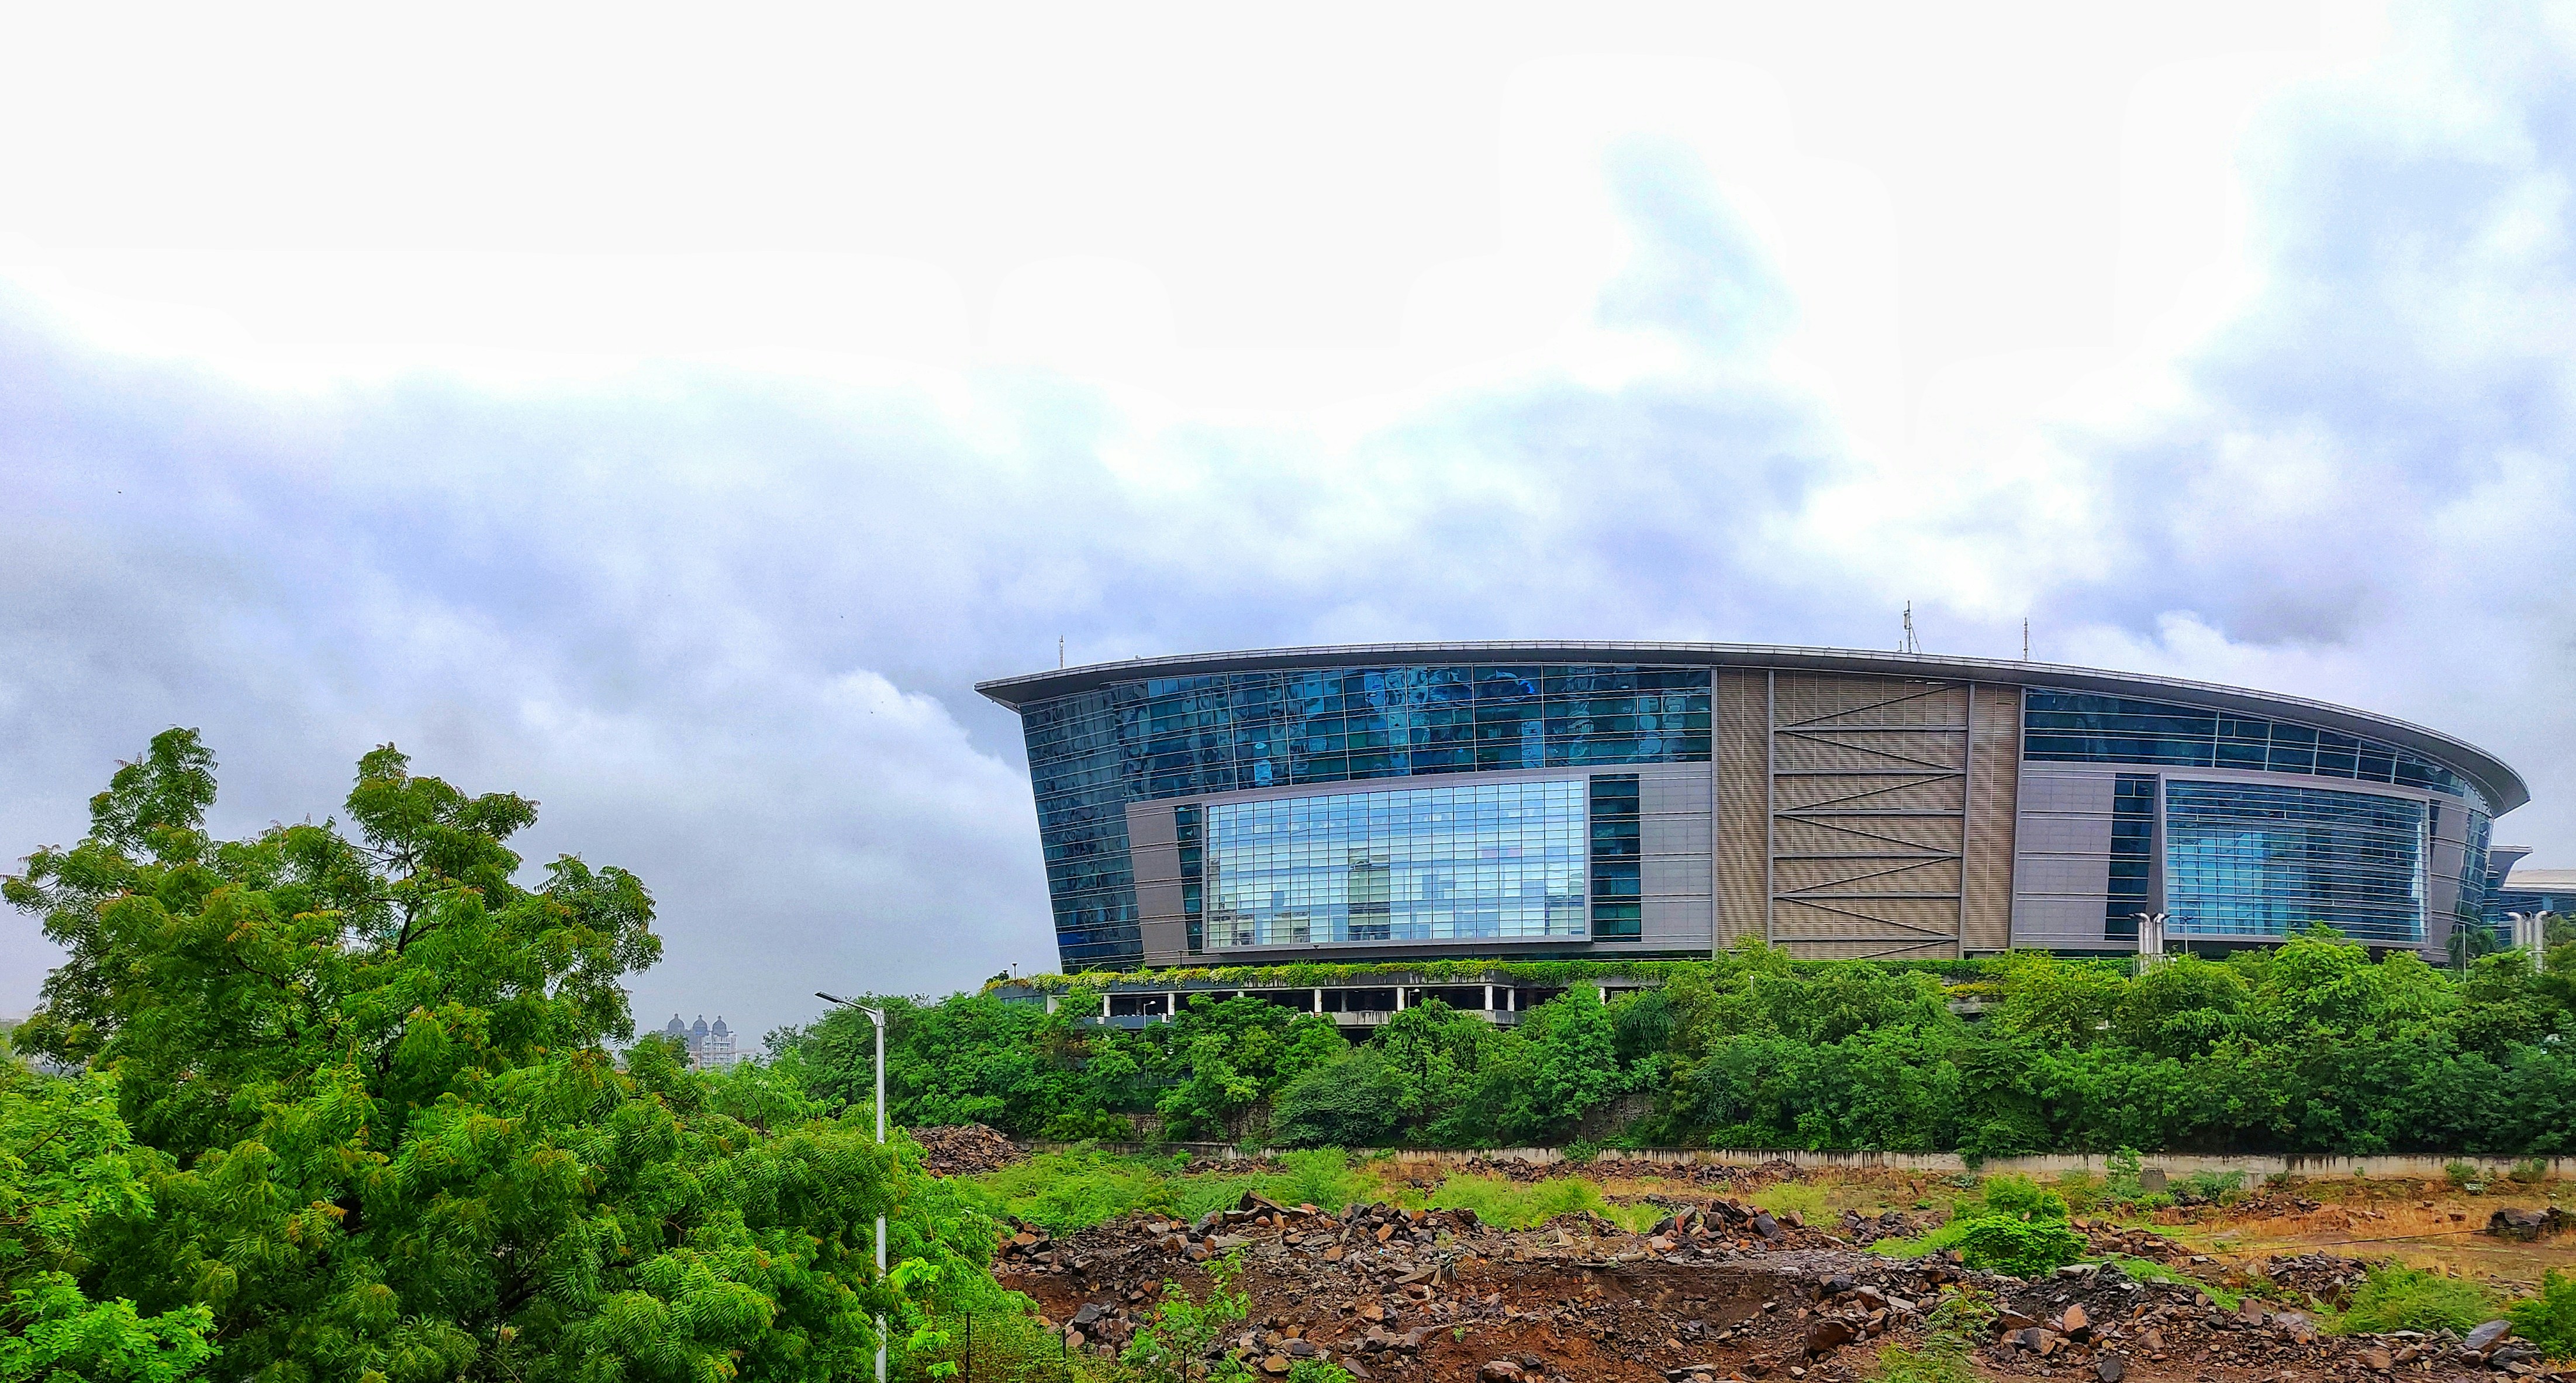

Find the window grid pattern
[[2163, 780, 2427, 946], [2104, 773, 2154, 941], [1017, 664, 1710, 967], [1203, 781, 1587, 947], [1589, 774, 1641, 939], [2025, 691, 2487, 811], [1177, 804, 1204, 954]]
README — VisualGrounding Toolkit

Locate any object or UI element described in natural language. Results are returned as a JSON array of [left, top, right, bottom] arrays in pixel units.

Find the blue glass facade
[[1017, 664, 1712, 968], [2025, 691, 2488, 811], [1203, 781, 1588, 947], [2103, 773, 2155, 940], [1589, 774, 1642, 939], [2163, 780, 2428, 945]]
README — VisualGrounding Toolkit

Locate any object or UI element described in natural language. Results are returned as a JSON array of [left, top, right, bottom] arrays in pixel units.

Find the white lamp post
[[819, 992, 889, 1383], [2506, 911, 2553, 956], [2132, 913, 2169, 968]]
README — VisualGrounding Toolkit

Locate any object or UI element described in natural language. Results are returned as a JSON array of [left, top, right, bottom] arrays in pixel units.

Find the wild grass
[[2100, 1256, 2238, 1310], [2332, 1265, 2500, 1336], [1422, 1172, 1619, 1230], [1867, 1292, 1994, 1383], [1752, 1182, 1829, 1220]]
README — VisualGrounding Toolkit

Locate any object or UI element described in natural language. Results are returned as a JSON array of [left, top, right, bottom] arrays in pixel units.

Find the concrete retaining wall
[[1022, 1140, 2574, 1181]]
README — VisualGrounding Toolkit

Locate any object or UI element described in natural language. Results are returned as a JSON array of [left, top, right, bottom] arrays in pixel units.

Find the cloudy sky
[[6, 2, 2574, 1041]]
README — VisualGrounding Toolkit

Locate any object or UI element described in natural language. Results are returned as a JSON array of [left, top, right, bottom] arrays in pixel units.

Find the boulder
[[2463, 1320, 2512, 1355], [1480, 1363, 1527, 1382], [2094, 1356, 2125, 1383], [1804, 1319, 1855, 1355]]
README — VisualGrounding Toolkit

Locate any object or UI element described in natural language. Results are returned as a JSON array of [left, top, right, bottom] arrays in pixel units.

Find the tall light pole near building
[[2132, 913, 2169, 969], [819, 992, 889, 1383], [2506, 912, 2553, 956]]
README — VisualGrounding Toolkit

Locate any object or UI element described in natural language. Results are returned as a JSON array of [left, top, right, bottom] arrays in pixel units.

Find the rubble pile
[[1833, 1209, 1924, 1247], [910, 1123, 1024, 1176], [994, 1188, 2576, 1381], [2071, 1218, 2195, 1265], [2257, 1251, 2374, 1308]]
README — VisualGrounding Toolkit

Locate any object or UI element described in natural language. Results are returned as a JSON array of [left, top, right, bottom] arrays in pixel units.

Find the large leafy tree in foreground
[[6, 729, 921, 1382]]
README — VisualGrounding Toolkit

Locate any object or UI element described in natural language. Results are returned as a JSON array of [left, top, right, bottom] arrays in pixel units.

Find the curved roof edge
[[973, 640, 2529, 814]]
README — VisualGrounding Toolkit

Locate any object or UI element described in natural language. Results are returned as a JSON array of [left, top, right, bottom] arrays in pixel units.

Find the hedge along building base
[[1020, 1140, 2576, 1181]]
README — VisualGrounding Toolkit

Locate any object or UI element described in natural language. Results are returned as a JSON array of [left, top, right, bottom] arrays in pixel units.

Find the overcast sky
[[6, 2, 2574, 1041]]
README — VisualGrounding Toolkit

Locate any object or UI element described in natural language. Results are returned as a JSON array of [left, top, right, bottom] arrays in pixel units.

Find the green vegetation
[[1868, 1292, 1994, 1383], [1120, 1253, 1254, 1382], [1, 729, 1031, 1382], [1421, 1173, 1617, 1230], [1878, 1172, 2085, 1276], [2100, 1256, 2239, 1309], [2509, 1270, 2576, 1359], [1750, 1181, 1829, 1220], [2333, 1264, 2501, 1336], [785, 931, 2576, 1157]]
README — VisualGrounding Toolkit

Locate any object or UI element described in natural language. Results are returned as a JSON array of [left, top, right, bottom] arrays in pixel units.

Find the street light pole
[[820, 992, 890, 1383]]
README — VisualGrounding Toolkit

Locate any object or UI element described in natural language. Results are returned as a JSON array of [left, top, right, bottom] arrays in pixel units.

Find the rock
[[1261, 1356, 1290, 1376], [2062, 1303, 2090, 1335], [1804, 1319, 1855, 1355], [1071, 1303, 1104, 1327], [1480, 1363, 1527, 1382], [1995, 1310, 2038, 1333], [2464, 1320, 2513, 1354], [2360, 1345, 2394, 1372], [1752, 1213, 1781, 1239], [2095, 1356, 2125, 1382], [2276, 1310, 2316, 1345]]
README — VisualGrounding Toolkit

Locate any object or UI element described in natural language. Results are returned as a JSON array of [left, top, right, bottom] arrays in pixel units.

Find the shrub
[[1980, 1173, 2071, 1222], [2054, 1170, 2106, 1212], [2446, 1161, 2481, 1189], [1272, 1049, 1407, 1149], [2508, 1270, 2576, 1359], [1123, 1253, 1254, 1383], [2335, 1265, 2499, 1336], [1870, 1293, 1997, 1383], [1922, 1216, 2085, 1276], [960, 1148, 1181, 1233], [2510, 1157, 2551, 1185], [2180, 1170, 2247, 1201]]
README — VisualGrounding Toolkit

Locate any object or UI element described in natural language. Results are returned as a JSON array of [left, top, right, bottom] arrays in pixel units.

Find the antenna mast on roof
[[1900, 602, 1920, 654], [2022, 616, 2030, 661], [1058, 636, 1065, 669]]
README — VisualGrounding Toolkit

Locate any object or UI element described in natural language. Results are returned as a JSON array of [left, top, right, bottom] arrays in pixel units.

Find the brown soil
[[992, 1187, 2574, 1381], [912, 1123, 1025, 1176]]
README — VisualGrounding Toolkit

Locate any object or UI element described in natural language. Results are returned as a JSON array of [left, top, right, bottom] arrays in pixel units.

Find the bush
[[2446, 1161, 2481, 1188], [2336, 1265, 2499, 1336], [2508, 1270, 2576, 1359], [2180, 1170, 2247, 1201], [1919, 1216, 2085, 1276], [2510, 1157, 2551, 1185], [1272, 1049, 1408, 1149], [1980, 1173, 2071, 1222], [959, 1148, 1182, 1233]]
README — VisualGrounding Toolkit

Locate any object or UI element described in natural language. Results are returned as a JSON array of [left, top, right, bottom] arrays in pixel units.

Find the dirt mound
[[911, 1123, 1023, 1176]]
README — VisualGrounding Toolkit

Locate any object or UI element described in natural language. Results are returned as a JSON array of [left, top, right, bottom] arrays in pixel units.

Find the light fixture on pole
[[2132, 912, 2169, 968], [2506, 911, 2553, 956], [819, 991, 890, 1383]]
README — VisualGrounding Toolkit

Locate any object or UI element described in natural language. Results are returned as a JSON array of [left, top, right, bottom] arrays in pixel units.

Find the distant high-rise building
[[660, 1012, 747, 1070]]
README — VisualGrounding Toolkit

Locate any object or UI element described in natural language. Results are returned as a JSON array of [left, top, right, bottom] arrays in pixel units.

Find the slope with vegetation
[[776, 927, 2576, 1157]]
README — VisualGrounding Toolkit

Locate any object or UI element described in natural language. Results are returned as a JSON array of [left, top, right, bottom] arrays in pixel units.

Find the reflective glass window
[[2163, 780, 2427, 945], [2025, 690, 2485, 812], [1589, 774, 1642, 939], [2104, 773, 2155, 940], [1201, 780, 1588, 946]]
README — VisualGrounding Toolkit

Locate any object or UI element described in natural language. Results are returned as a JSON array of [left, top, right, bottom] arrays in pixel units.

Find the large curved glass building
[[976, 644, 2526, 971]]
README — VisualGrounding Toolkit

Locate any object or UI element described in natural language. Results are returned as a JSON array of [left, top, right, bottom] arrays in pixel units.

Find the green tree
[[5, 729, 951, 1382], [1, 1067, 217, 1382]]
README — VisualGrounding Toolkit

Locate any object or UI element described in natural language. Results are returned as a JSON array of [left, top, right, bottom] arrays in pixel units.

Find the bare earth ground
[[992, 1161, 2576, 1382]]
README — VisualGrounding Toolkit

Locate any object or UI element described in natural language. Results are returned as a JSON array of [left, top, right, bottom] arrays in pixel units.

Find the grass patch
[[1753, 1182, 1829, 1221], [2100, 1256, 2237, 1309], [2332, 1265, 2500, 1336], [961, 1147, 1185, 1234], [1424, 1173, 1615, 1230]]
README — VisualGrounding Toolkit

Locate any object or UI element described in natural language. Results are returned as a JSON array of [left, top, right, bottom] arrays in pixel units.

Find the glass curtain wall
[[2163, 780, 2427, 944], [2025, 691, 2487, 808], [1202, 781, 1587, 947], [1018, 663, 1710, 967]]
